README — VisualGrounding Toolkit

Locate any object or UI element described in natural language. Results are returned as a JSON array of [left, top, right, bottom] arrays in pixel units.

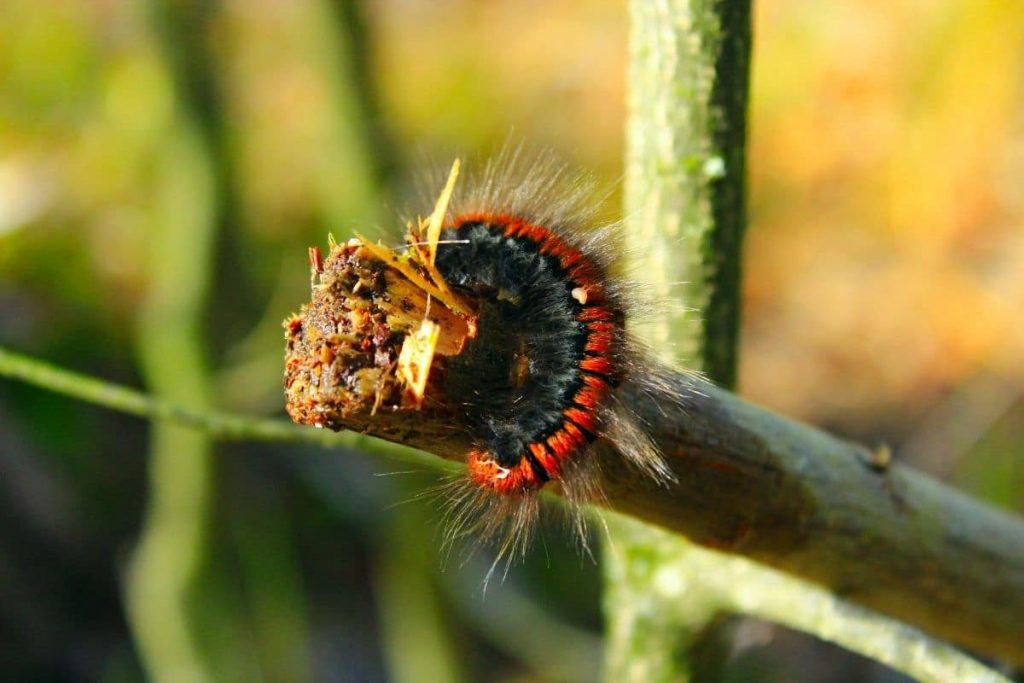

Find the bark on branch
[[603, 372, 1024, 666], [275, 250, 1024, 669], [291, 358, 1024, 665]]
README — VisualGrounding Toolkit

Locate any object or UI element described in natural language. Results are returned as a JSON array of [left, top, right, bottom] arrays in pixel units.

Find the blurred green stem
[[125, 2, 242, 680], [313, 0, 392, 231], [230, 486, 312, 683], [603, 0, 752, 680], [374, 511, 465, 683], [126, 116, 217, 682], [310, 2, 468, 679]]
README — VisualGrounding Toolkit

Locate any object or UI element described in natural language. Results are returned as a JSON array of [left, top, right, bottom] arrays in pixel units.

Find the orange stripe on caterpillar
[[564, 406, 598, 434], [580, 355, 615, 377], [577, 306, 616, 323], [529, 441, 562, 479], [467, 449, 541, 494], [584, 331, 615, 355]]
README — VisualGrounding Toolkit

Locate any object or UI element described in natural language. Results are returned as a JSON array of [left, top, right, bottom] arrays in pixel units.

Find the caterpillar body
[[284, 150, 677, 560], [435, 213, 623, 493]]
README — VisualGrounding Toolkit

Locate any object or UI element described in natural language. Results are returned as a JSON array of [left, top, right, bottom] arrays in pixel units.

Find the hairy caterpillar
[[284, 149, 678, 563]]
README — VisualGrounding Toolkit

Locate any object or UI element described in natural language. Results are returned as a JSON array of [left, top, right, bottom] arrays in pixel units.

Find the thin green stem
[[126, 103, 218, 683], [0, 345, 453, 473]]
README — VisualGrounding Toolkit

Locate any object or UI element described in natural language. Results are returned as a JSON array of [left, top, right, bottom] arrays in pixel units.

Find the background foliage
[[1, 0, 1021, 680]]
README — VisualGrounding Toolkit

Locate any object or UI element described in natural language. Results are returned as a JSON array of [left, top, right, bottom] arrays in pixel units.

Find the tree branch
[[604, 372, 1024, 667], [4, 343, 1022, 666]]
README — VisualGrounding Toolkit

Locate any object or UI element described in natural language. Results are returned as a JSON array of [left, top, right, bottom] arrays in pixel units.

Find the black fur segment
[[435, 221, 589, 471]]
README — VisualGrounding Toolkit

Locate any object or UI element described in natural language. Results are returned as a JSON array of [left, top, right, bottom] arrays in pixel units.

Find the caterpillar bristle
[[428, 473, 540, 583]]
